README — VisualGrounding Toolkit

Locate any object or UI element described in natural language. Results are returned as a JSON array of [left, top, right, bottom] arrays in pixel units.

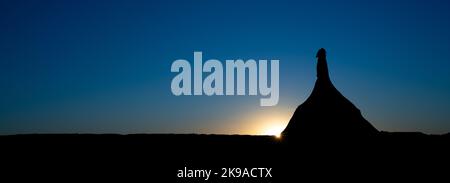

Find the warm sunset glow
[[238, 108, 291, 137], [262, 123, 285, 138], [211, 108, 292, 136]]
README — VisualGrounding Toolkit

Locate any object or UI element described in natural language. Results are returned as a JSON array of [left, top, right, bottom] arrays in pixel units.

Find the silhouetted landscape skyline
[[3, 1, 450, 181]]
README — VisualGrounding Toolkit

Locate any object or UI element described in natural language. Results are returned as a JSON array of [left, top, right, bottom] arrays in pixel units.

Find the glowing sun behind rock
[[262, 123, 286, 138]]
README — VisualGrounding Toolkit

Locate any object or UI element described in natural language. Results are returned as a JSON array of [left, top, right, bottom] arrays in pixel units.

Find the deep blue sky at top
[[1, 0, 450, 134]]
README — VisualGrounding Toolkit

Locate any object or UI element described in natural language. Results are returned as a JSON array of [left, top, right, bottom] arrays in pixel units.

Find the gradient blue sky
[[1, 0, 450, 135]]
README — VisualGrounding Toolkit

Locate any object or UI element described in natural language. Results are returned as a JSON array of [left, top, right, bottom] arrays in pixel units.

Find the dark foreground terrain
[[1, 132, 450, 182]]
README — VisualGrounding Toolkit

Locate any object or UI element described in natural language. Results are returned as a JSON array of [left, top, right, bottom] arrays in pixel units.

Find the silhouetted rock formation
[[282, 48, 378, 140]]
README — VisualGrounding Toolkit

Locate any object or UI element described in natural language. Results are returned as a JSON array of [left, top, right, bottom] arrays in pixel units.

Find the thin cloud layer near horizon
[[1, 0, 450, 135]]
